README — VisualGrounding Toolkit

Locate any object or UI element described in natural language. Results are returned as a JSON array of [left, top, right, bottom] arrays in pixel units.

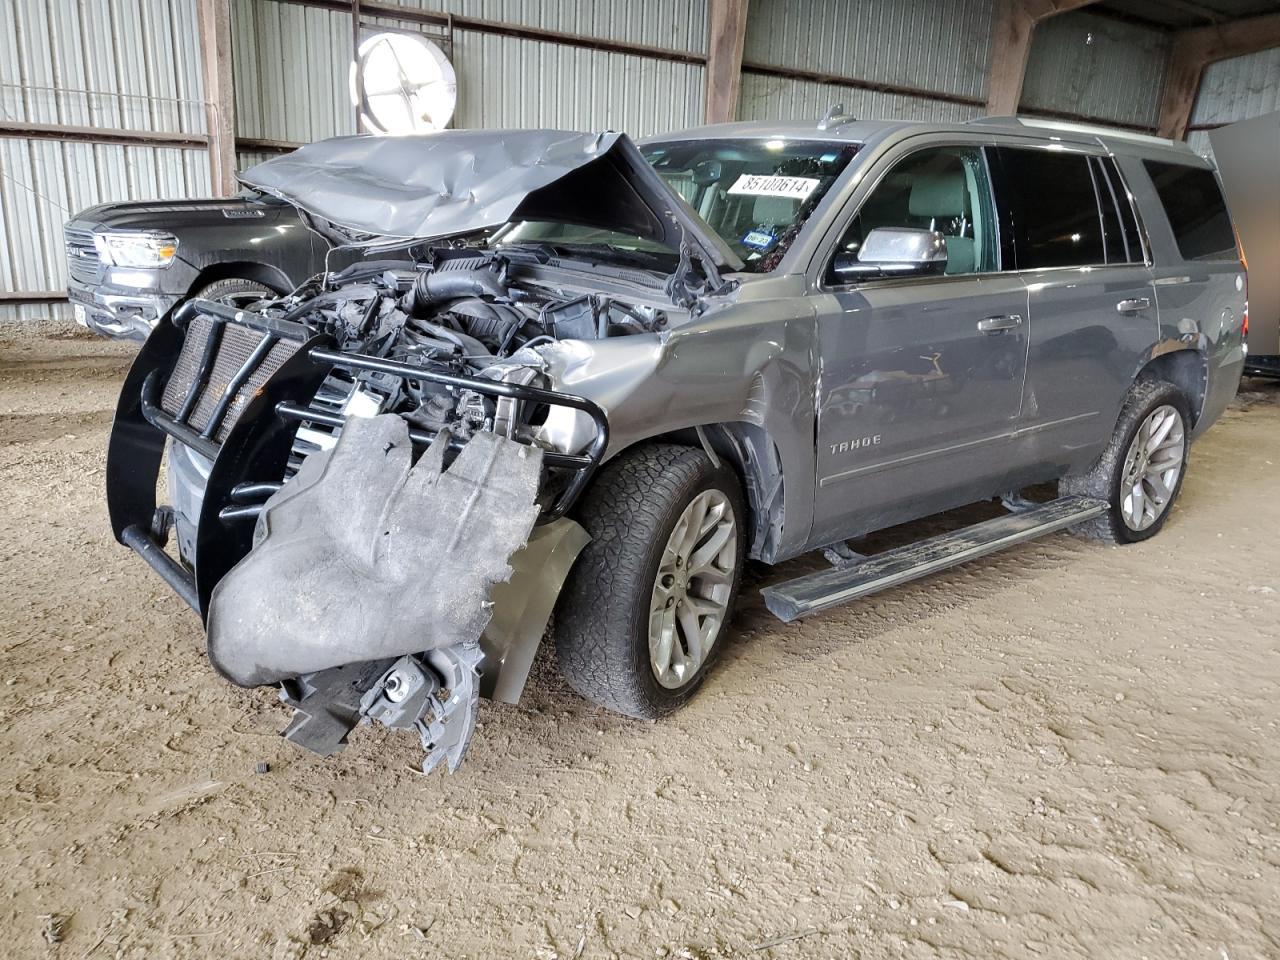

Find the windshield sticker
[[742, 228, 777, 250], [728, 174, 820, 200]]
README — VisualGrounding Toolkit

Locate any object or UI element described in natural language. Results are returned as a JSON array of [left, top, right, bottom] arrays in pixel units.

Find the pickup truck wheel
[[1061, 379, 1190, 543], [192, 278, 274, 309], [554, 444, 745, 719]]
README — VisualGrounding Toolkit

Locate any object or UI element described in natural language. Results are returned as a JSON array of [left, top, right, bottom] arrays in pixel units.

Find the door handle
[[977, 314, 1022, 333], [1116, 297, 1152, 314]]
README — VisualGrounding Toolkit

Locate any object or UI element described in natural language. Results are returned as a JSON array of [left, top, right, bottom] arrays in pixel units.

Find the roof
[[641, 118, 910, 146], [644, 115, 1205, 163]]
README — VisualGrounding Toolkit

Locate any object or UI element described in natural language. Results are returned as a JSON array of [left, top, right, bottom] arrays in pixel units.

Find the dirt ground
[[1, 322, 1278, 960]]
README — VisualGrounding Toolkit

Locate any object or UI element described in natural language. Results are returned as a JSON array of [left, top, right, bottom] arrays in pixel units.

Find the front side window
[[826, 145, 1000, 284], [992, 147, 1105, 269], [1143, 160, 1236, 262]]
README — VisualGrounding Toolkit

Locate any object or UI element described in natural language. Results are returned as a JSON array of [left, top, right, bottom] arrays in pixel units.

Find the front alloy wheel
[[648, 489, 737, 689], [554, 443, 745, 719]]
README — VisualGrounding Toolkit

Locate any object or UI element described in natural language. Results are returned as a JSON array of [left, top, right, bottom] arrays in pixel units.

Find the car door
[[990, 146, 1158, 469], [808, 142, 1030, 548]]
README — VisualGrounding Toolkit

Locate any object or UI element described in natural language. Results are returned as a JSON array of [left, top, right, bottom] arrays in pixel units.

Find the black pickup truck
[[63, 191, 321, 340]]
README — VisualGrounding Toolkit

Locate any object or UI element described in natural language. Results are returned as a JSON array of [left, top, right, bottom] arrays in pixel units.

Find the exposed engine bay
[[106, 128, 741, 778], [274, 249, 669, 474]]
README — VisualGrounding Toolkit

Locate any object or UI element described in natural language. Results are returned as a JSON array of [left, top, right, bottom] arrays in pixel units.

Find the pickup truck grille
[[160, 314, 300, 443], [64, 225, 102, 284]]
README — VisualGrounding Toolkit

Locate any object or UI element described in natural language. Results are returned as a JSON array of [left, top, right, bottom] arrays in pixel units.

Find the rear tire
[[1061, 379, 1191, 543], [553, 444, 745, 719]]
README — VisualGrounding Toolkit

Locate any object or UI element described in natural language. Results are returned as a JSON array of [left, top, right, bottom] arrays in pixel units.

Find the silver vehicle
[[107, 116, 1246, 773]]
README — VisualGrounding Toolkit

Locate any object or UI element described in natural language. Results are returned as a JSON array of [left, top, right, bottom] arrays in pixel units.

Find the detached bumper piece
[[107, 298, 604, 774]]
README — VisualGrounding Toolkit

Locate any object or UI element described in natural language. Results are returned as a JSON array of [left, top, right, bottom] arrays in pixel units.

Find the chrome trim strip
[[818, 411, 1099, 487]]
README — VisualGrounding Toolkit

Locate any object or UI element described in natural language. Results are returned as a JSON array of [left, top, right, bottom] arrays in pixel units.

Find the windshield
[[494, 138, 858, 273]]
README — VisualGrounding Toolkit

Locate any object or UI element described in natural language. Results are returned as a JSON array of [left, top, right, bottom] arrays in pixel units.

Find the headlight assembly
[[94, 232, 179, 268]]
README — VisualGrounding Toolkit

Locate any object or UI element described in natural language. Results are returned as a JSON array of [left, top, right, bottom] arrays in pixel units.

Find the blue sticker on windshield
[[742, 228, 776, 250]]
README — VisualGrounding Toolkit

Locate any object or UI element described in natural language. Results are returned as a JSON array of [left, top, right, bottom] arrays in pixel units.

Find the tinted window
[[827, 145, 999, 282], [1092, 156, 1144, 264], [1108, 158, 1143, 259], [993, 147, 1105, 269], [1143, 160, 1236, 262]]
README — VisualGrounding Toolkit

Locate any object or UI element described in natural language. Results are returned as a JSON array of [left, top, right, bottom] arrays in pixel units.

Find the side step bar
[[762, 496, 1108, 623]]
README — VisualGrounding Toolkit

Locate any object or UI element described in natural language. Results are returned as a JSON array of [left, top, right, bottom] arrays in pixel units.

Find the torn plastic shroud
[[237, 129, 743, 273], [206, 415, 544, 687], [105, 296, 609, 634]]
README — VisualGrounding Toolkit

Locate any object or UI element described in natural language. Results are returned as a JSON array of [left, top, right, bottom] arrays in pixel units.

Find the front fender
[[530, 305, 819, 560]]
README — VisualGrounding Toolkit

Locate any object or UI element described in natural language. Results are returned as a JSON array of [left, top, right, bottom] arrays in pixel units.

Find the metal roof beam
[[1157, 12, 1280, 139], [985, 0, 1102, 116]]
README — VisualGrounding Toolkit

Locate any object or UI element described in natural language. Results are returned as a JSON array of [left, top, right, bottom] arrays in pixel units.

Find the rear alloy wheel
[[1061, 379, 1191, 543], [554, 443, 745, 719], [1118, 404, 1186, 532]]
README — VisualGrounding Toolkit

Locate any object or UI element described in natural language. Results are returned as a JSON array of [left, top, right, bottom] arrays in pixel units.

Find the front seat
[[908, 169, 975, 274]]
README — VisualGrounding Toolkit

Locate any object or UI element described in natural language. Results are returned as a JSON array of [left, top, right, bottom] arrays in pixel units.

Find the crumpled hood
[[237, 129, 742, 272]]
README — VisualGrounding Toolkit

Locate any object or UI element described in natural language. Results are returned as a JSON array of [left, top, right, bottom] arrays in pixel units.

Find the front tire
[[192, 277, 275, 309], [553, 444, 745, 719], [1061, 379, 1190, 543]]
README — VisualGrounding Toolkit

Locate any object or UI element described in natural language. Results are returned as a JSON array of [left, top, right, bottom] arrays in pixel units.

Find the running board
[[762, 496, 1108, 623]]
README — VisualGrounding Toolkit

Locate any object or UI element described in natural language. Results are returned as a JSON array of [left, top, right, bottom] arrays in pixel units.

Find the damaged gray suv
[[107, 116, 1246, 773]]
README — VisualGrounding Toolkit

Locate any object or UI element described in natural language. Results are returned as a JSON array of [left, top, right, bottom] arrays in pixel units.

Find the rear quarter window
[[1142, 160, 1237, 262]]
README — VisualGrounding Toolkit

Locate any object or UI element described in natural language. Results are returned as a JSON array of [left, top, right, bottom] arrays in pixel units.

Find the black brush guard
[[107, 298, 609, 617]]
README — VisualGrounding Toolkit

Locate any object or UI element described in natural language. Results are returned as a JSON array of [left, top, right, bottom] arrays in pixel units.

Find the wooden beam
[[0, 121, 208, 150], [1157, 13, 1280, 140], [704, 0, 749, 124], [985, 0, 1100, 116], [197, 0, 237, 196]]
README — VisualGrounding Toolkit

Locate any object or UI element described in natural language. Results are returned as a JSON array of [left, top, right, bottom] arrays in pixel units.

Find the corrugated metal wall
[[11, 0, 1278, 326], [1, 0, 209, 322], [1186, 48, 1280, 157], [450, 32, 704, 135], [739, 0, 990, 124], [1020, 10, 1169, 129], [229, 0, 708, 143], [740, 73, 982, 125], [392, 0, 708, 54]]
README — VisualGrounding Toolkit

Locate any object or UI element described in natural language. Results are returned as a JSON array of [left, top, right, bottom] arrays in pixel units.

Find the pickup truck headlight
[[93, 232, 179, 268]]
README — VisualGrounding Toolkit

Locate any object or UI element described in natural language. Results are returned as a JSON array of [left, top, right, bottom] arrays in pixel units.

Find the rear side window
[[1091, 157, 1145, 264], [992, 147, 1105, 269], [1143, 160, 1236, 262]]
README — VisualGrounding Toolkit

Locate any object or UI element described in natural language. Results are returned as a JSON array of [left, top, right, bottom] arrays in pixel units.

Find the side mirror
[[832, 227, 948, 280]]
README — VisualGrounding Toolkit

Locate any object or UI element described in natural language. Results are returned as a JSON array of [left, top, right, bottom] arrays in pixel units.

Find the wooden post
[[197, 0, 237, 196], [985, 0, 1100, 116], [704, 0, 749, 125], [1157, 14, 1280, 140]]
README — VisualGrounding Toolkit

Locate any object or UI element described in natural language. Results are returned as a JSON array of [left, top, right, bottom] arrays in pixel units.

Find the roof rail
[[817, 103, 858, 131], [966, 115, 1185, 149]]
